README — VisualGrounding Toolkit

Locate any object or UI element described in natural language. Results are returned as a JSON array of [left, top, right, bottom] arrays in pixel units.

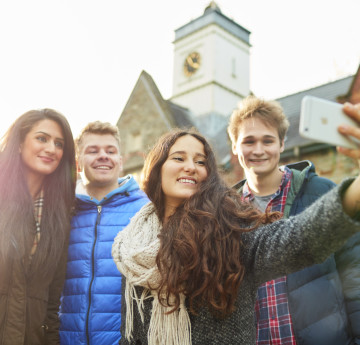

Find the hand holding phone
[[299, 96, 360, 149]]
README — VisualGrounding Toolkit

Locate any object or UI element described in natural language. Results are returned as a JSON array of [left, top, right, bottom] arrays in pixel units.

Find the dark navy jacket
[[59, 175, 148, 345], [234, 161, 360, 345]]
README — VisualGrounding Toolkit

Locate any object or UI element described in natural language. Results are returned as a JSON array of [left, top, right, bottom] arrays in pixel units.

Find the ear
[[119, 156, 123, 173], [280, 139, 285, 153], [232, 142, 238, 155], [76, 155, 83, 172]]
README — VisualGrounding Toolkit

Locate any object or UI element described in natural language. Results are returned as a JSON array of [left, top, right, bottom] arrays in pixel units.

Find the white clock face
[[183, 52, 201, 77]]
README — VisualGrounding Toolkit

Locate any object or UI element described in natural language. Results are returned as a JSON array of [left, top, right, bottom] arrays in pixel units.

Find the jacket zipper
[[284, 168, 309, 344], [86, 205, 102, 345]]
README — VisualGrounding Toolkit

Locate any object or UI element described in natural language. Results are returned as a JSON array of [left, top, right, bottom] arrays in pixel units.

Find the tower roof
[[174, 2, 250, 45]]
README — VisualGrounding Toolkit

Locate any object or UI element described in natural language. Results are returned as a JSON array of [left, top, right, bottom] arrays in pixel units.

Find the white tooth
[[179, 178, 195, 184]]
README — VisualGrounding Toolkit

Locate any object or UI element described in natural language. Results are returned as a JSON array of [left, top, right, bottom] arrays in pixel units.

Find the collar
[[242, 166, 293, 200], [75, 175, 132, 197]]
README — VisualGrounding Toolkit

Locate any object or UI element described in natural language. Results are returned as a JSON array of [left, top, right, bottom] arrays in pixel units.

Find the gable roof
[[119, 70, 232, 165], [119, 70, 195, 130]]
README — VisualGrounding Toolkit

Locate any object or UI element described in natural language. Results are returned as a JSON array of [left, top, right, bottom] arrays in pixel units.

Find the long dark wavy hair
[[141, 128, 277, 317], [0, 109, 76, 280]]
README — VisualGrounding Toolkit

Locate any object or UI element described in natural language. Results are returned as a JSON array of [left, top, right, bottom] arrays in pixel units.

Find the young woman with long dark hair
[[0, 109, 76, 345], [113, 104, 360, 345]]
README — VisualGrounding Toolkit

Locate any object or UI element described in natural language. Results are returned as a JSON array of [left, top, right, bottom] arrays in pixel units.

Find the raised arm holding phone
[[339, 103, 360, 214]]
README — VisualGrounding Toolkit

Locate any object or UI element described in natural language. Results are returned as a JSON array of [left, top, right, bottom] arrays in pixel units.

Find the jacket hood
[[285, 160, 314, 175], [75, 174, 142, 205], [232, 160, 315, 191]]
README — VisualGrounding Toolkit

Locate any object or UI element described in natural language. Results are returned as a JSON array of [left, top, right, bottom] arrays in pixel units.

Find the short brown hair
[[75, 121, 121, 157], [227, 96, 289, 144]]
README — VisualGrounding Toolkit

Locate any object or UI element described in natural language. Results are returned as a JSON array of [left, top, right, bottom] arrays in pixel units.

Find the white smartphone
[[299, 96, 360, 149]]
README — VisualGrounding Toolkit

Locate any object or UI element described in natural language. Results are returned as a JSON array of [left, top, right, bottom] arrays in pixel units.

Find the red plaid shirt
[[242, 167, 297, 345]]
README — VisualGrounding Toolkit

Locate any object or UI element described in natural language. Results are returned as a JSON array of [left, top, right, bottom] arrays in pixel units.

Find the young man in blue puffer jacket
[[228, 96, 360, 345], [59, 121, 148, 345]]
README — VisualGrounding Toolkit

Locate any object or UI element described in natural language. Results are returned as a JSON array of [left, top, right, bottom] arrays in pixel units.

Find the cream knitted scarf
[[112, 202, 191, 345]]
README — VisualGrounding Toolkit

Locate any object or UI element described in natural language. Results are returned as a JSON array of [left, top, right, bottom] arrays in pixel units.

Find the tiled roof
[[166, 101, 195, 128], [194, 112, 231, 165]]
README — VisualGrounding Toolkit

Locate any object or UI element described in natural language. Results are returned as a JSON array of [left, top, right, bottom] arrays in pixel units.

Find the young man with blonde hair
[[59, 121, 148, 344], [228, 96, 360, 345]]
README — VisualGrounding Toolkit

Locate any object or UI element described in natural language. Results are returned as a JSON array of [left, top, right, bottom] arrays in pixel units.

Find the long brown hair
[[142, 128, 275, 317], [0, 109, 76, 280]]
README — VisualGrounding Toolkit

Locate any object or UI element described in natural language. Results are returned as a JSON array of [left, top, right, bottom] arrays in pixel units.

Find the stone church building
[[116, 2, 360, 185]]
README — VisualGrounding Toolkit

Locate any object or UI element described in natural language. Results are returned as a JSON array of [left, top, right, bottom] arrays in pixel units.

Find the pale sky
[[0, 0, 359, 138]]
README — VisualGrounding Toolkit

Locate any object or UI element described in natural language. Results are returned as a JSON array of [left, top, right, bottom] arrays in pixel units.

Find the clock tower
[[171, 2, 251, 118]]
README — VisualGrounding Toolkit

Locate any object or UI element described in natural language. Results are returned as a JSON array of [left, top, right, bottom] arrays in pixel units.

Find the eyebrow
[[169, 150, 206, 158], [85, 145, 118, 150], [35, 131, 64, 142], [242, 134, 276, 139]]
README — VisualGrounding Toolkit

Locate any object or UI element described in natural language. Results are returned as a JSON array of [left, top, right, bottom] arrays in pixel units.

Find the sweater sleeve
[[241, 179, 360, 287], [335, 232, 360, 344]]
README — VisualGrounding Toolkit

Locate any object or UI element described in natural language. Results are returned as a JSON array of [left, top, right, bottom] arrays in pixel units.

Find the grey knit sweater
[[119, 180, 360, 345]]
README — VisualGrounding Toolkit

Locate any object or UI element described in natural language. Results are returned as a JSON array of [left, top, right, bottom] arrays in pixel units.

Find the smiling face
[[161, 135, 208, 216], [21, 119, 64, 185], [232, 117, 284, 180], [78, 133, 122, 191]]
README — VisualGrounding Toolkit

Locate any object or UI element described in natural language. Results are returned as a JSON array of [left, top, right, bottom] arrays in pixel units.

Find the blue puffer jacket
[[59, 175, 148, 345], [234, 161, 360, 345]]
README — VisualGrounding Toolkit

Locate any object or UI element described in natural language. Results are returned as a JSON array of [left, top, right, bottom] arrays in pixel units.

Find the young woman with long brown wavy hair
[[113, 104, 360, 345]]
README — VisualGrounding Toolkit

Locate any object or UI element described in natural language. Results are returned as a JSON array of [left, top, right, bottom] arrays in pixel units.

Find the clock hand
[[187, 56, 199, 69], [187, 56, 194, 66]]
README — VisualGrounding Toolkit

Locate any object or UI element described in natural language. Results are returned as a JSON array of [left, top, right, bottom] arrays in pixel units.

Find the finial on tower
[[204, 1, 221, 14]]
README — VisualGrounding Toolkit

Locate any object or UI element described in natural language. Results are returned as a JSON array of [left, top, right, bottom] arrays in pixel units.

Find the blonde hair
[[75, 121, 121, 157], [228, 96, 289, 144]]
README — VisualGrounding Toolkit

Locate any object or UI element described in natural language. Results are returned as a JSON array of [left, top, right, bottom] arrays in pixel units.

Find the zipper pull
[[96, 205, 102, 225]]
